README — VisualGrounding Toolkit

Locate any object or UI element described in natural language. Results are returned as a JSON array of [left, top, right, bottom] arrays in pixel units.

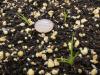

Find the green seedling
[[57, 32, 79, 65], [63, 10, 68, 22], [16, 13, 30, 25]]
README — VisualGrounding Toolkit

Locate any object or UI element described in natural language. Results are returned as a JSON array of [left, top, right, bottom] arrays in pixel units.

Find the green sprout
[[57, 32, 79, 65], [63, 10, 68, 23], [16, 13, 30, 25]]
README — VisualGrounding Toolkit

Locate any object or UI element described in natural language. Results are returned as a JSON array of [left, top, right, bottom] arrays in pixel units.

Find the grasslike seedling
[[63, 10, 68, 23], [57, 33, 79, 65], [16, 13, 30, 25]]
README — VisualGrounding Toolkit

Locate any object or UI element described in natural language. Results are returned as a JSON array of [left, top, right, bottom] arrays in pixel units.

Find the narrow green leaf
[[16, 13, 30, 25], [63, 10, 68, 22], [74, 51, 79, 58], [56, 57, 68, 63], [68, 32, 75, 56]]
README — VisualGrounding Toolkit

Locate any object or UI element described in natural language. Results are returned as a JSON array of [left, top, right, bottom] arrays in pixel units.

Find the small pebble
[[51, 31, 58, 39], [94, 14, 99, 18], [75, 20, 80, 25], [28, 19, 33, 26], [90, 68, 97, 75], [51, 35, 56, 39], [5, 52, 10, 57], [43, 3, 47, 7], [25, 28, 31, 33], [51, 69, 59, 75], [74, 40, 80, 47], [39, 70, 45, 74], [17, 8, 22, 13], [93, 55, 98, 60], [48, 10, 54, 17], [95, 24, 99, 27], [0, 36, 6, 42], [45, 72, 51, 75], [27, 68, 34, 75], [2, 21, 6, 26], [79, 33, 86, 37], [20, 23, 25, 26], [91, 50, 96, 55], [47, 48, 53, 53], [54, 59, 60, 66], [90, 54, 98, 64], [44, 36, 49, 42], [47, 59, 55, 68], [93, 8, 99, 14], [80, 47, 88, 55], [42, 54, 47, 60], [36, 52, 42, 57], [31, 62, 36, 65], [63, 42, 67, 47], [81, 24, 84, 27], [28, 0, 32, 3], [0, 51, 4, 60], [2, 28, 8, 34], [17, 51, 24, 57], [33, 2, 38, 6], [81, 18, 87, 23], [33, 11, 40, 18], [78, 69, 82, 74]]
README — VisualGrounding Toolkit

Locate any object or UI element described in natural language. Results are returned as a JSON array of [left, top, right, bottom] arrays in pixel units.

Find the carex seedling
[[16, 13, 31, 25], [63, 10, 68, 23], [57, 32, 79, 65]]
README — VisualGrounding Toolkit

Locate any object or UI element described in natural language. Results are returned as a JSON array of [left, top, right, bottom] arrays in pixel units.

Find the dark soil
[[0, 0, 100, 75]]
